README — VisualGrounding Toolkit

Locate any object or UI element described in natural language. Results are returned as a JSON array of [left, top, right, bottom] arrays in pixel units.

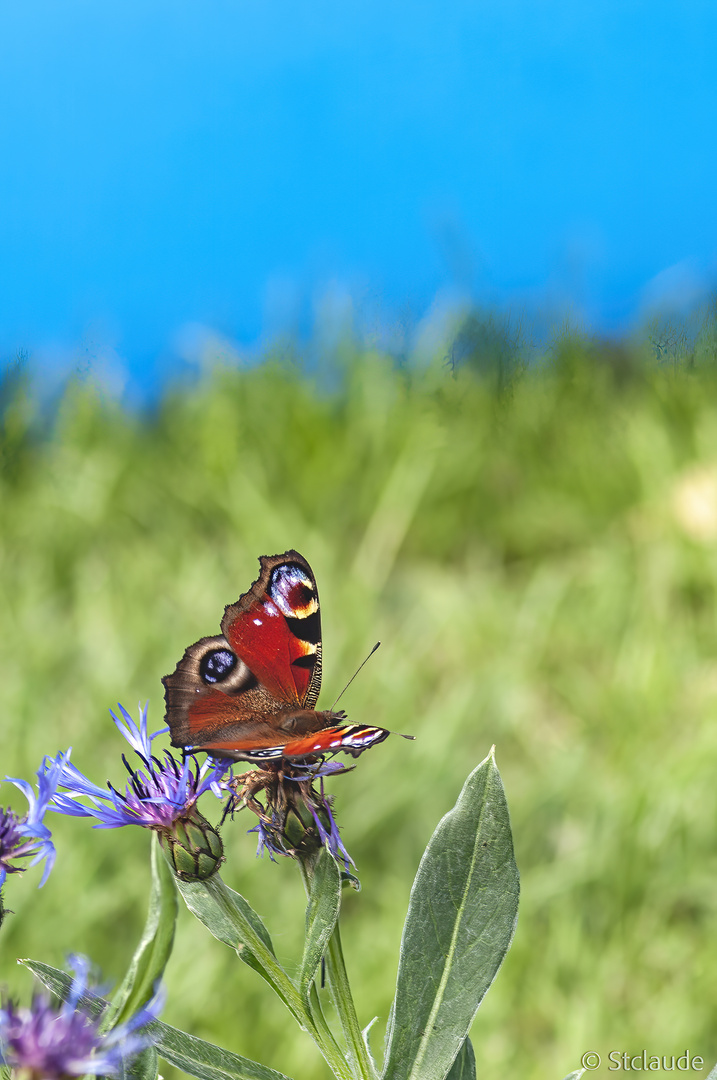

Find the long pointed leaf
[[382, 750, 519, 1080], [175, 875, 311, 1030], [21, 960, 104, 1016], [152, 1017, 294, 1080], [299, 848, 341, 999], [176, 875, 275, 957], [120, 1045, 159, 1080], [445, 1038, 476, 1080], [109, 836, 178, 1029]]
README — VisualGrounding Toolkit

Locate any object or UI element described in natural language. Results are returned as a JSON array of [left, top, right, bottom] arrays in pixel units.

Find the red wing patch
[[190, 732, 297, 757], [222, 560, 321, 707], [183, 688, 243, 738]]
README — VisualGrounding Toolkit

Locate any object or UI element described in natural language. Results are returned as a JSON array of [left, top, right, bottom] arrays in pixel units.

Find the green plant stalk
[[177, 872, 354, 1080], [308, 981, 349, 1074], [268, 951, 351, 1080], [105, 837, 177, 1033], [298, 859, 376, 1080], [247, 927, 353, 1080], [324, 921, 378, 1080]]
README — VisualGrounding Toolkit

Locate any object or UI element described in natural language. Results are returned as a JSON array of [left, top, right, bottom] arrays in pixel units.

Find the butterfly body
[[163, 550, 390, 763]]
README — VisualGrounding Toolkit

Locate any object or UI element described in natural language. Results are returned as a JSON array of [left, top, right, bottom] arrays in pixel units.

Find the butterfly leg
[[222, 767, 271, 824]]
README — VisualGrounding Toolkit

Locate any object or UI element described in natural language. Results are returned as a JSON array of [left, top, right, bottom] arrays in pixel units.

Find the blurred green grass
[[2, 312, 717, 1078]]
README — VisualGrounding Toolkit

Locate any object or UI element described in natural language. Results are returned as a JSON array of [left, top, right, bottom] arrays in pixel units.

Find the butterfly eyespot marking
[[270, 564, 318, 619], [199, 648, 238, 685]]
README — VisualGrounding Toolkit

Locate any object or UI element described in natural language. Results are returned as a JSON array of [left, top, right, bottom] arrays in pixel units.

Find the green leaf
[[152, 1018, 294, 1080], [176, 874, 275, 958], [20, 960, 104, 1017], [121, 1045, 159, 1080], [299, 848, 341, 999], [175, 875, 311, 1029], [108, 836, 178, 1029], [174, 875, 356, 1079], [362, 1017, 380, 1077], [445, 1039, 476, 1080], [382, 749, 519, 1080]]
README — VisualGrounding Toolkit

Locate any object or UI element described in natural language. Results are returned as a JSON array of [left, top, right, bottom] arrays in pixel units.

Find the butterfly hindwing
[[162, 633, 280, 747]]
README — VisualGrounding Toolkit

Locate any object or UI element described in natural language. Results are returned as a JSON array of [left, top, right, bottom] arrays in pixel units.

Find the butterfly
[[163, 550, 391, 763]]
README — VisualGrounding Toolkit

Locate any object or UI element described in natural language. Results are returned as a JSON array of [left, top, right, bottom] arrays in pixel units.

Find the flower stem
[[106, 837, 178, 1031], [177, 872, 355, 1080], [308, 981, 349, 1071], [324, 920, 378, 1080], [299, 856, 377, 1080]]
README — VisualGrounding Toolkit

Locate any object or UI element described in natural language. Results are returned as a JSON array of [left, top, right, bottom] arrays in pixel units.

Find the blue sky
[[1, 0, 716, 389]]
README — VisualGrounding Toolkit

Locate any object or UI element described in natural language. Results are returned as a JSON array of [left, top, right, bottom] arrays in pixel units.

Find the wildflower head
[[0, 753, 64, 890], [0, 955, 161, 1077], [225, 759, 355, 870], [50, 704, 229, 881]]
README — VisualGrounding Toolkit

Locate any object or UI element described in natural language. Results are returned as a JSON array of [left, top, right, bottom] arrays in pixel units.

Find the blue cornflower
[[51, 704, 226, 829], [229, 760, 355, 870], [0, 954, 162, 1077], [50, 704, 230, 881], [0, 753, 65, 888]]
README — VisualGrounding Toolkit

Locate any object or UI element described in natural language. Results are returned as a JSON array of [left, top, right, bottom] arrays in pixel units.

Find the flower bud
[[281, 800, 332, 858], [158, 809, 224, 881]]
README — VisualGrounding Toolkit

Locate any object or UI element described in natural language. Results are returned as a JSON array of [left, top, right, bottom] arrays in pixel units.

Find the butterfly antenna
[[330, 641, 381, 710]]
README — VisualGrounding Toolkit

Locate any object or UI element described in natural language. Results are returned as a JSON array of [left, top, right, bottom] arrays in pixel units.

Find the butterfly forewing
[[221, 552, 323, 708]]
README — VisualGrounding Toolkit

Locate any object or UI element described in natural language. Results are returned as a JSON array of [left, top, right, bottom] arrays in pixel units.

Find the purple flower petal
[[50, 705, 230, 831], [0, 754, 65, 887], [0, 955, 161, 1075]]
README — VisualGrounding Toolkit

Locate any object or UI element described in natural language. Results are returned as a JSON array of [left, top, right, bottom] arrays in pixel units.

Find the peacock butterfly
[[163, 550, 390, 763]]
